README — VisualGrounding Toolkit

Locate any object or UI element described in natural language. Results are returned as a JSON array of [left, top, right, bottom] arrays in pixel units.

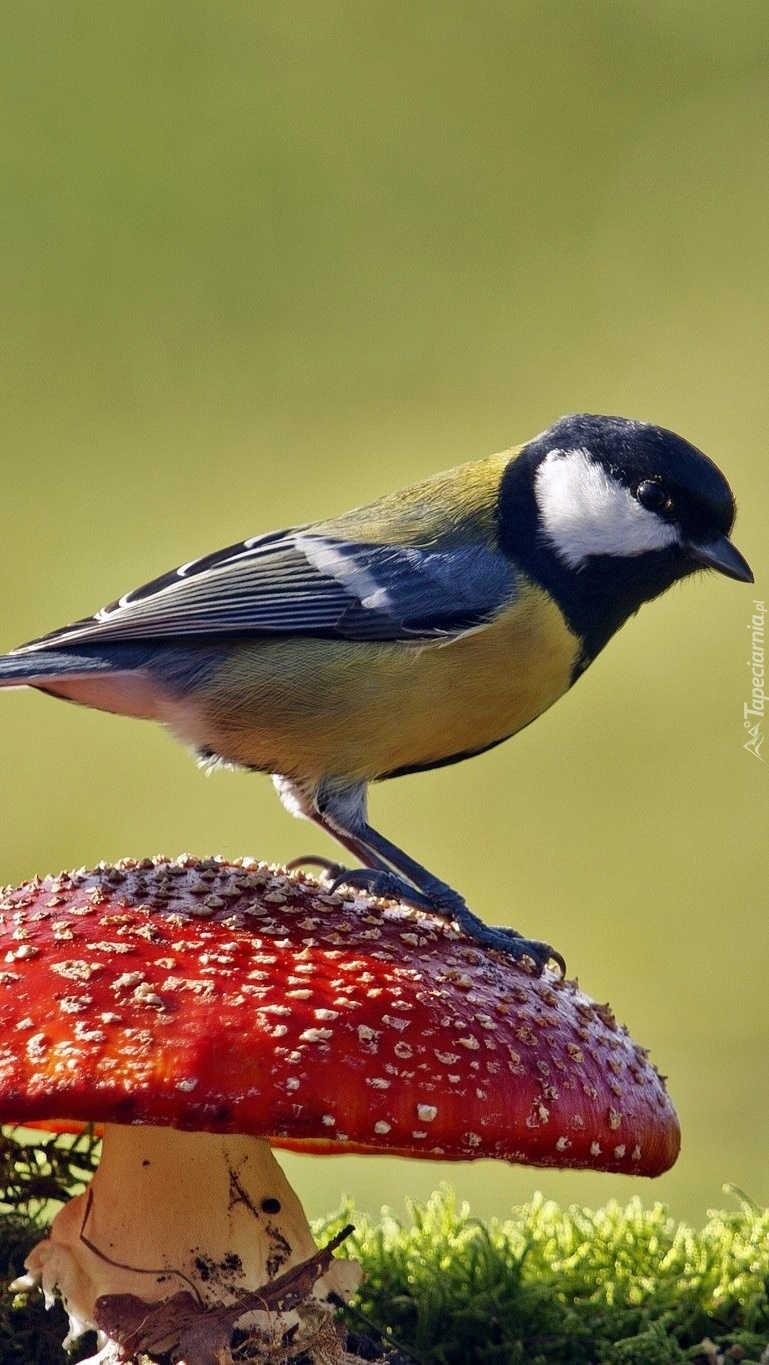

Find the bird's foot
[[328, 866, 435, 911], [329, 868, 565, 976], [449, 901, 566, 976]]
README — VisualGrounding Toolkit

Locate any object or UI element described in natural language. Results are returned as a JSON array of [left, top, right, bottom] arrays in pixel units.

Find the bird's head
[[501, 413, 753, 658]]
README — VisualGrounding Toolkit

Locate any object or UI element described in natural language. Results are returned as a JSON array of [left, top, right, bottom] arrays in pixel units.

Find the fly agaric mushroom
[[1, 856, 680, 1363]]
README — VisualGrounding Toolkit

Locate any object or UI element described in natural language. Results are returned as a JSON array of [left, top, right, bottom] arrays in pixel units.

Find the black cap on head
[[529, 413, 739, 544]]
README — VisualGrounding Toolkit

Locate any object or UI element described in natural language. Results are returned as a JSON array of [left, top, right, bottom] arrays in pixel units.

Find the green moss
[[1, 1133, 767, 1364], [0, 1129, 101, 1364], [323, 1187, 769, 1365]]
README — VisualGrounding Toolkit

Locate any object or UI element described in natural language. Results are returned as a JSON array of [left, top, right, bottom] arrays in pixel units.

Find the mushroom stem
[[16, 1123, 360, 1359]]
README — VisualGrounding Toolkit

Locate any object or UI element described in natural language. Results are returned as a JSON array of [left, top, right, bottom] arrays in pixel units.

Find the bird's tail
[[0, 650, 119, 689]]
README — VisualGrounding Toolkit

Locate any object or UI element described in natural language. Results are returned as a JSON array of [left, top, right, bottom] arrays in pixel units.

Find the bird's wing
[[14, 528, 517, 652]]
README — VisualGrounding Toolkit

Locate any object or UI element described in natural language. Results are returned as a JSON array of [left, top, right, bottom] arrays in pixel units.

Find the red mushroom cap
[[0, 857, 679, 1175]]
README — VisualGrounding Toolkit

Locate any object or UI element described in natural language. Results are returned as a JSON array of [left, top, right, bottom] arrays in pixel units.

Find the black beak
[[686, 535, 754, 583]]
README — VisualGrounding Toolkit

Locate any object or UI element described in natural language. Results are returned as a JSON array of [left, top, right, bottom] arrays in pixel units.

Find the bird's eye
[[636, 480, 671, 513]]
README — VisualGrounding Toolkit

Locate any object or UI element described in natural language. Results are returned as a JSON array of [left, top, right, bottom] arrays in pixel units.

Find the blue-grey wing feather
[[13, 529, 516, 652]]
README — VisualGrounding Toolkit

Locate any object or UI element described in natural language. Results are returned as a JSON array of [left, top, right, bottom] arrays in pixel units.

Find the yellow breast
[[184, 579, 581, 785]]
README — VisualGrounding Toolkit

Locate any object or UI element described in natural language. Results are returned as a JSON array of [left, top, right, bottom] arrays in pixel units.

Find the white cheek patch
[[534, 449, 680, 569]]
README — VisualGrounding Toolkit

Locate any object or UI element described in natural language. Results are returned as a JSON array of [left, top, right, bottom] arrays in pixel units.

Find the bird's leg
[[314, 787, 565, 976], [295, 812, 397, 887], [274, 774, 395, 888]]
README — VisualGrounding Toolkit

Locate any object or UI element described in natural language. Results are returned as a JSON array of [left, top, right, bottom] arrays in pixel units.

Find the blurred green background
[[1, 2, 767, 1228]]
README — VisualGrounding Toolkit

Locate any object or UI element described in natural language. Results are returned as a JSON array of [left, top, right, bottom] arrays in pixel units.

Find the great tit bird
[[0, 413, 753, 972]]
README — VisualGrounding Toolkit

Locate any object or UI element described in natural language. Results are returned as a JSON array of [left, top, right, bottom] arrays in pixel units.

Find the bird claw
[[489, 927, 566, 977], [285, 855, 348, 884]]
